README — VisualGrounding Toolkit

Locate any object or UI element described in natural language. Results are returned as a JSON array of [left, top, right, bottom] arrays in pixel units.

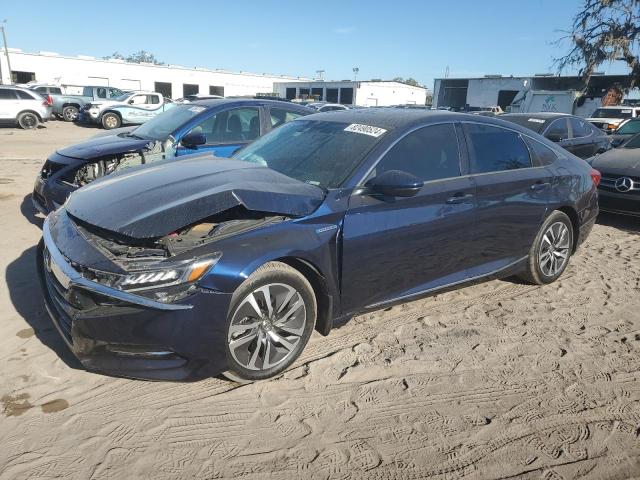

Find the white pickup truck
[[76, 91, 169, 128], [586, 106, 640, 132]]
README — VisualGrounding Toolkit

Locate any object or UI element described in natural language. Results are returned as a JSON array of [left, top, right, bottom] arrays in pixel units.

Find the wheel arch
[[274, 256, 334, 336], [62, 102, 81, 109], [555, 206, 580, 252], [17, 109, 43, 122]]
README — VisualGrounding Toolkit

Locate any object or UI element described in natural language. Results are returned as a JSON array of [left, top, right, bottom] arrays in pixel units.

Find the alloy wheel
[[228, 283, 306, 371], [538, 221, 571, 277], [21, 114, 37, 129]]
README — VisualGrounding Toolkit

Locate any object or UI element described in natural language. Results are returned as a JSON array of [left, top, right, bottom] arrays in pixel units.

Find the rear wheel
[[519, 211, 573, 285], [62, 105, 78, 122], [102, 112, 121, 130], [223, 262, 316, 382], [17, 112, 39, 129]]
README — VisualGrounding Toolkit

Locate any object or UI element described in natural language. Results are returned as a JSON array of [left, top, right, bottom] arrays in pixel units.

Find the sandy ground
[[0, 122, 640, 479]]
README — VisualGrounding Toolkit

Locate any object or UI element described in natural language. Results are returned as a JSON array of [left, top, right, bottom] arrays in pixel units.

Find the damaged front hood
[[65, 157, 325, 239], [57, 132, 154, 161]]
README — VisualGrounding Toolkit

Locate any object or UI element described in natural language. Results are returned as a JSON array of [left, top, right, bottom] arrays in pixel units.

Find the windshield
[[233, 120, 385, 189], [133, 105, 206, 140], [591, 108, 633, 119], [617, 120, 640, 135]]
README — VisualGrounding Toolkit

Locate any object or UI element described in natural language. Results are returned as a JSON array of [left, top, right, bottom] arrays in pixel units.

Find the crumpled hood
[[57, 133, 154, 161], [65, 156, 325, 239], [590, 147, 640, 175]]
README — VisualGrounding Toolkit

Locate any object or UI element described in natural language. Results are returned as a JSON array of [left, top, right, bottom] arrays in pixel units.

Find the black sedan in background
[[589, 133, 640, 216], [501, 113, 611, 159]]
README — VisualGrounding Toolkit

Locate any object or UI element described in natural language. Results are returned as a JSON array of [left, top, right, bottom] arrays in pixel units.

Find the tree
[[103, 50, 164, 65], [556, 0, 640, 86], [392, 76, 422, 87]]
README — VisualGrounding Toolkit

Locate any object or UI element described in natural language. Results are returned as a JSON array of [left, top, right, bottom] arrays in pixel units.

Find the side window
[[569, 118, 592, 138], [523, 137, 559, 167], [96, 88, 107, 99], [149, 95, 160, 104], [187, 107, 260, 144], [0, 88, 16, 100], [544, 118, 569, 142], [50, 87, 62, 95], [130, 95, 147, 105], [371, 123, 461, 182], [35, 87, 46, 93], [270, 108, 305, 129], [465, 123, 531, 173], [109, 88, 123, 97], [16, 90, 36, 100]]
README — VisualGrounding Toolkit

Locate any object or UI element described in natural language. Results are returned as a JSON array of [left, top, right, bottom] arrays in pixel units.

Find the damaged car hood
[[57, 132, 155, 161], [65, 157, 325, 239]]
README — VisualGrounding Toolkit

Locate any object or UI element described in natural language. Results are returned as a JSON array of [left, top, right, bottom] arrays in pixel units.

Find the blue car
[[38, 110, 599, 381], [32, 99, 313, 213]]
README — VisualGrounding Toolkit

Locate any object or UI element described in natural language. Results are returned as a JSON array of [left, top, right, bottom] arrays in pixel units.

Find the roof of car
[[189, 98, 311, 109], [302, 108, 517, 131], [501, 112, 571, 120]]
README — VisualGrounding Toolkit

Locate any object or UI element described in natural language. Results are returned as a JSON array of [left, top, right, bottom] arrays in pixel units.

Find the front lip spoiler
[[42, 216, 192, 311]]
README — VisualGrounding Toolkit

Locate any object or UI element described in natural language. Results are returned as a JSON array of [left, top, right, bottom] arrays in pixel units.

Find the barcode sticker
[[344, 123, 387, 137]]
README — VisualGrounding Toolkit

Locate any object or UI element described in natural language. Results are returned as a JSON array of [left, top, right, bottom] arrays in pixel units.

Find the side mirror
[[128, 99, 135, 104], [180, 131, 206, 149], [365, 170, 423, 197]]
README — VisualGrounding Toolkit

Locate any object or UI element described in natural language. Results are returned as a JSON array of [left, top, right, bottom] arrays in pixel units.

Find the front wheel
[[102, 112, 121, 130], [519, 211, 574, 285], [17, 112, 39, 129], [223, 262, 316, 382]]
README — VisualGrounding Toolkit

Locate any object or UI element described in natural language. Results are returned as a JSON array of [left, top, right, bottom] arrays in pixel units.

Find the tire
[[101, 112, 121, 130], [62, 105, 79, 122], [223, 261, 316, 382], [518, 211, 574, 285], [17, 112, 39, 130]]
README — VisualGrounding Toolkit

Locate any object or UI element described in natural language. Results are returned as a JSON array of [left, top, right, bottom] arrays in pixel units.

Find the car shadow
[[597, 212, 640, 234], [5, 245, 82, 370], [20, 194, 44, 229]]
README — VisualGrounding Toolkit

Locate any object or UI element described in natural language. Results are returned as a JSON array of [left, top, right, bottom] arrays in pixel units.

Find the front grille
[[41, 160, 65, 179], [42, 249, 74, 344], [599, 174, 640, 196]]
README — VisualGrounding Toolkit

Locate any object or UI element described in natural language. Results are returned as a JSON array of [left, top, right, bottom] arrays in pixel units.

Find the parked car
[[51, 86, 125, 121], [175, 94, 223, 103], [586, 106, 640, 132], [0, 85, 53, 129], [32, 99, 313, 213], [608, 118, 640, 147], [588, 133, 640, 216], [501, 113, 611, 159], [303, 102, 349, 112], [27, 84, 65, 96], [37, 110, 599, 381], [76, 91, 173, 129]]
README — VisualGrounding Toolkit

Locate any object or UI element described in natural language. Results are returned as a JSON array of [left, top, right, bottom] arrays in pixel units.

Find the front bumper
[[76, 109, 100, 124], [598, 176, 640, 217], [37, 216, 233, 380]]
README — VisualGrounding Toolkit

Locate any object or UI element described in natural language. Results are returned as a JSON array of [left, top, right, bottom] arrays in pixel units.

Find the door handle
[[446, 192, 474, 204], [530, 182, 550, 191]]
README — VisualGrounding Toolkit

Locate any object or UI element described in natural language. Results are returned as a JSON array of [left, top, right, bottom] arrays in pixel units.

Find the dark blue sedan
[[32, 98, 313, 213], [38, 110, 600, 381]]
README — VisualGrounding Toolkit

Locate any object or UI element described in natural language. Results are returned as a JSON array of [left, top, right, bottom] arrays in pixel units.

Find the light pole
[[353, 67, 359, 81], [316, 69, 325, 81], [1, 20, 11, 84]]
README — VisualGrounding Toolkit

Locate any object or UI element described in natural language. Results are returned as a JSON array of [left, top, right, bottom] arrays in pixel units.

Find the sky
[[0, 0, 633, 89]]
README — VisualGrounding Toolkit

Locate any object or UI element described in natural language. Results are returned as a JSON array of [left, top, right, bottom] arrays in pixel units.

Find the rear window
[[465, 123, 532, 173], [524, 137, 559, 166], [501, 115, 547, 133], [16, 90, 37, 100]]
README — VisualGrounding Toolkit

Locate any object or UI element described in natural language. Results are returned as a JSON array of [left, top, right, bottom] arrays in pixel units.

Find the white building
[[274, 80, 428, 107], [0, 48, 308, 99]]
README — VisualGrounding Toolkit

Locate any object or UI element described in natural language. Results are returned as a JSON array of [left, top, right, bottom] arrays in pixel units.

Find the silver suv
[[0, 86, 53, 129]]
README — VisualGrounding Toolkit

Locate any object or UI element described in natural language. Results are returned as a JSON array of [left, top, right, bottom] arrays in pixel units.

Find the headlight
[[85, 254, 221, 292]]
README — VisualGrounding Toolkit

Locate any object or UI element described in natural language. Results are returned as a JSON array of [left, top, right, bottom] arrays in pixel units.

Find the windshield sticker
[[344, 123, 387, 137], [188, 106, 206, 113], [528, 118, 545, 123], [622, 109, 632, 113]]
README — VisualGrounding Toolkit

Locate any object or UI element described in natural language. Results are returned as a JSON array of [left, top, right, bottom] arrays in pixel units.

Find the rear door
[[341, 122, 477, 311], [176, 106, 262, 157], [568, 117, 599, 158], [0, 88, 19, 118], [462, 122, 551, 275]]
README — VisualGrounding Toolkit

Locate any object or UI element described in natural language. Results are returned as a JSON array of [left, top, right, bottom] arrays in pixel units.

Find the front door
[[341, 123, 477, 312], [176, 106, 261, 158], [462, 122, 551, 275]]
